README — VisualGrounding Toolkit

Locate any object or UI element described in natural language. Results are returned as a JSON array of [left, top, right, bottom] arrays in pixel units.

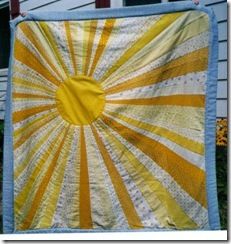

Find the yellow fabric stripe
[[89, 19, 116, 76], [39, 22, 69, 76], [14, 38, 61, 87], [83, 20, 98, 75], [98, 120, 197, 229], [13, 104, 56, 124], [14, 125, 65, 229], [14, 112, 57, 149], [105, 48, 208, 95], [15, 126, 66, 210], [79, 127, 93, 229], [103, 12, 209, 86], [18, 126, 70, 230], [19, 22, 64, 81], [32, 127, 75, 228], [107, 95, 205, 108], [106, 105, 204, 138], [14, 110, 57, 139], [100, 12, 183, 82], [91, 125, 143, 229], [81, 21, 90, 75], [13, 92, 53, 100], [65, 21, 78, 75], [14, 123, 61, 180], [106, 111, 204, 155], [85, 128, 117, 228], [102, 115, 207, 208], [13, 77, 55, 95], [69, 131, 81, 228]]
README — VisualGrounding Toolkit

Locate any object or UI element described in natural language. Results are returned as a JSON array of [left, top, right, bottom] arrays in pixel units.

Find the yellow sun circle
[[55, 75, 105, 125]]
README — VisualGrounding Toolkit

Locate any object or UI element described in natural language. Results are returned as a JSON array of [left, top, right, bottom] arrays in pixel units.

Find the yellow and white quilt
[[4, 3, 220, 233]]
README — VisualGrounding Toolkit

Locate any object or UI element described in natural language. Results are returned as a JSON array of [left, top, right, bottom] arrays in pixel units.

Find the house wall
[[19, 0, 96, 11], [0, 0, 227, 119]]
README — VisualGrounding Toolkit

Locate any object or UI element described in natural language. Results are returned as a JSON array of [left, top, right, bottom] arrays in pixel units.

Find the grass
[[0, 120, 227, 232]]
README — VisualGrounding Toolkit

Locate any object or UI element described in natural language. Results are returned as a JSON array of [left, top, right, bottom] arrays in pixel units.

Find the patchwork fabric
[[3, 2, 220, 233]]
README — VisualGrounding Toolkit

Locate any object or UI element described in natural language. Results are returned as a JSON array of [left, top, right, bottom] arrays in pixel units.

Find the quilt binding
[[3, 1, 220, 234]]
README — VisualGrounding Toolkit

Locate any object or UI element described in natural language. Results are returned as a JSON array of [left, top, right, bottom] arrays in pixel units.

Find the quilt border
[[3, 1, 220, 234]]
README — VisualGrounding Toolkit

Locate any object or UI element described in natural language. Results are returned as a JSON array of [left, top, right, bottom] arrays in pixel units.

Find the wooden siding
[[0, 69, 7, 119], [19, 0, 95, 11], [202, 0, 228, 118]]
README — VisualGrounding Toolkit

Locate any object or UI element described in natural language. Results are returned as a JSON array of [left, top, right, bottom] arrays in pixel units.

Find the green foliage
[[216, 146, 227, 229]]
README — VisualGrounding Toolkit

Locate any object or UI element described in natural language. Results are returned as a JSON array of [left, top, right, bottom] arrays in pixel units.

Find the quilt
[[3, 1, 220, 233]]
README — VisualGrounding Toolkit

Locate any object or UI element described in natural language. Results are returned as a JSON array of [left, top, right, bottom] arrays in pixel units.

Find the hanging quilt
[[3, 1, 220, 233]]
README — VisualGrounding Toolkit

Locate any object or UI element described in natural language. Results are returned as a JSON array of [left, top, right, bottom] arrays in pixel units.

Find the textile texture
[[3, 2, 220, 233]]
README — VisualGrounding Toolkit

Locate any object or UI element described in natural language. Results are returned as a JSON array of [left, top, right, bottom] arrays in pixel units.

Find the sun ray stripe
[[64, 22, 78, 75], [16, 28, 64, 85], [14, 118, 63, 176], [51, 127, 80, 228], [13, 88, 54, 98], [13, 78, 55, 96], [86, 128, 130, 228], [100, 12, 183, 82], [81, 21, 90, 75], [95, 119, 197, 229], [91, 125, 143, 229], [38, 22, 70, 77], [94, 121, 162, 227], [104, 47, 208, 94], [106, 72, 206, 101], [13, 61, 58, 92], [14, 38, 61, 87], [103, 31, 209, 91], [106, 111, 203, 155], [106, 94, 205, 107], [18, 125, 70, 230], [88, 19, 116, 77], [13, 112, 58, 150], [94, 119, 208, 227], [14, 120, 65, 187], [13, 110, 57, 138], [94, 16, 160, 81], [104, 111, 205, 170], [31, 126, 75, 228], [102, 12, 209, 86], [14, 120, 65, 221], [13, 101, 55, 113], [14, 122, 66, 228], [84, 126, 118, 228], [79, 126, 93, 229], [105, 103, 204, 143], [101, 114, 207, 208], [13, 92, 54, 100], [83, 20, 98, 75], [69, 128, 81, 228], [13, 104, 56, 124], [19, 22, 65, 81]]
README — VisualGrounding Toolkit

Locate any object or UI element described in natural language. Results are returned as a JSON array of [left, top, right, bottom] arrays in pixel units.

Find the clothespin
[[10, 0, 27, 19], [95, 0, 110, 8], [192, 0, 200, 5], [21, 12, 27, 17], [10, 0, 20, 19]]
